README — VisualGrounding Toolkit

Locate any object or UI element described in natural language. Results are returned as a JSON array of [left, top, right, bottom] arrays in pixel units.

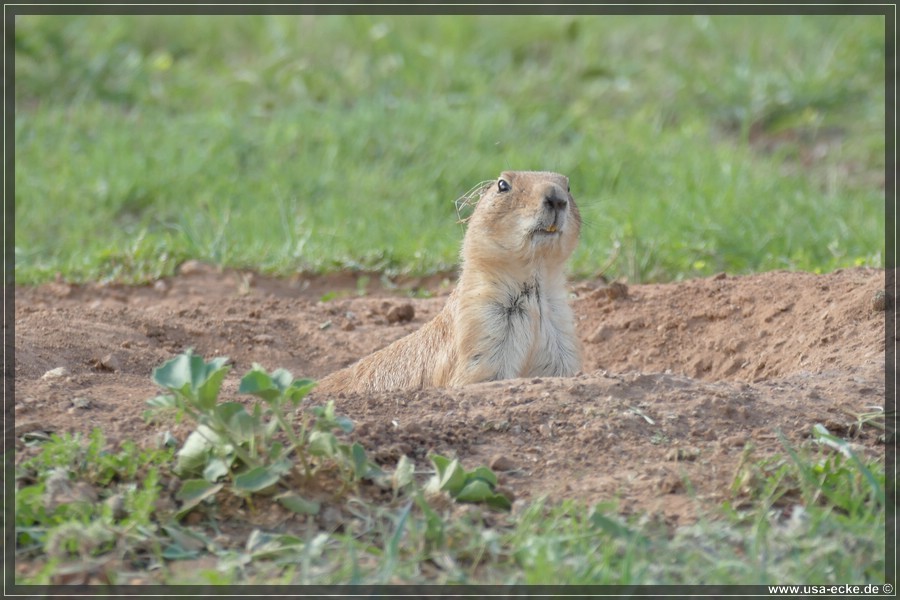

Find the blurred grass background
[[14, 14, 886, 284]]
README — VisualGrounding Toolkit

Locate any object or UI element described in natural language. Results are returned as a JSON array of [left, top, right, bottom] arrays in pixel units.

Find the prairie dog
[[316, 170, 581, 394]]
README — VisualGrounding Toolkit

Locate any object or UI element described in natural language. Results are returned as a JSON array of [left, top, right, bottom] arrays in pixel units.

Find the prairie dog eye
[[497, 179, 511, 192]]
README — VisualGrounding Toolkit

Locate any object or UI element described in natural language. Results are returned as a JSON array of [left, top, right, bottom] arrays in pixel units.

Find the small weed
[[425, 454, 512, 511], [15, 430, 173, 583], [147, 350, 383, 517]]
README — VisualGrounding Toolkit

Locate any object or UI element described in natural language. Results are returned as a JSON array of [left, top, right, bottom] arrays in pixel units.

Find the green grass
[[14, 14, 885, 284]]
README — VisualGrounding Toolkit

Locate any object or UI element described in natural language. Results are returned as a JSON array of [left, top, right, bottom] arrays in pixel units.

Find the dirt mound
[[13, 266, 887, 523]]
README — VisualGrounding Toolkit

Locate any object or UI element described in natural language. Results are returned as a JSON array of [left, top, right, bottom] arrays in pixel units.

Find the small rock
[[712, 272, 727, 280], [70, 397, 92, 409], [252, 334, 275, 344], [105, 494, 128, 520], [489, 454, 518, 472], [95, 353, 122, 372], [872, 290, 892, 312], [340, 321, 356, 331], [15, 420, 47, 436], [153, 280, 169, 293], [604, 281, 629, 300], [177, 260, 213, 276], [319, 320, 333, 330], [41, 367, 69, 380], [386, 303, 415, 324]]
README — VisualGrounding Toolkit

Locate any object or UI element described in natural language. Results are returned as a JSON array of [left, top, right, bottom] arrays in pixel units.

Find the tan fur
[[316, 171, 582, 394]]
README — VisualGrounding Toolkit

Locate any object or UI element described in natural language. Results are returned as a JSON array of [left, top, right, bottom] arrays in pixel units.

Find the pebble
[[177, 260, 214, 276], [96, 353, 122, 372], [41, 367, 69, 380], [386, 303, 415, 324], [872, 290, 891, 312], [70, 397, 92, 410], [489, 454, 518, 471]]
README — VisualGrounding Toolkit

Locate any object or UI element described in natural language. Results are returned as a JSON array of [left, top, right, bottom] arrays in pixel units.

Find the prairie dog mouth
[[532, 223, 562, 236]]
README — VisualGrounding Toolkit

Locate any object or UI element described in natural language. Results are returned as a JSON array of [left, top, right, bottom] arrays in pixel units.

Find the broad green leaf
[[218, 403, 256, 443], [146, 394, 177, 409], [239, 369, 281, 403], [152, 351, 229, 410], [285, 379, 317, 405], [162, 524, 210, 553], [308, 430, 339, 457], [456, 479, 493, 502], [270, 368, 295, 391], [214, 401, 246, 423], [268, 440, 286, 461], [429, 454, 452, 477], [269, 457, 294, 477], [437, 459, 467, 495], [202, 457, 230, 483], [152, 352, 196, 391], [233, 466, 280, 492], [334, 415, 354, 433], [484, 492, 513, 511], [175, 425, 223, 476], [351, 442, 369, 478], [393, 455, 415, 492], [424, 454, 452, 494], [469, 466, 498, 487], [196, 363, 230, 410], [276, 493, 321, 515], [175, 479, 223, 516]]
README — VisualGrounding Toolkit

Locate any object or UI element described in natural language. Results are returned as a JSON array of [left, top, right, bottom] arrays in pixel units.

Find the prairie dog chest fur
[[456, 270, 577, 382], [315, 170, 582, 394]]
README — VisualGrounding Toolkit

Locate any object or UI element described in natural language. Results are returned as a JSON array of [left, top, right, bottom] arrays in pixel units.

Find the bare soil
[[13, 265, 887, 525]]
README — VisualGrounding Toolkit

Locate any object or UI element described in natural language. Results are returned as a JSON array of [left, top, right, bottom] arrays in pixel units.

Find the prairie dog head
[[461, 171, 581, 272]]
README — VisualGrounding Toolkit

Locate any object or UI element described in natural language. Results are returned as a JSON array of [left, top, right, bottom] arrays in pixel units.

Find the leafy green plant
[[424, 454, 512, 511], [148, 349, 382, 517]]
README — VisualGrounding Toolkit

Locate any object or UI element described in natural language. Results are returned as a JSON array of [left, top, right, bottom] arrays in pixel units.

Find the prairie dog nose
[[542, 184, 568, 211]]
